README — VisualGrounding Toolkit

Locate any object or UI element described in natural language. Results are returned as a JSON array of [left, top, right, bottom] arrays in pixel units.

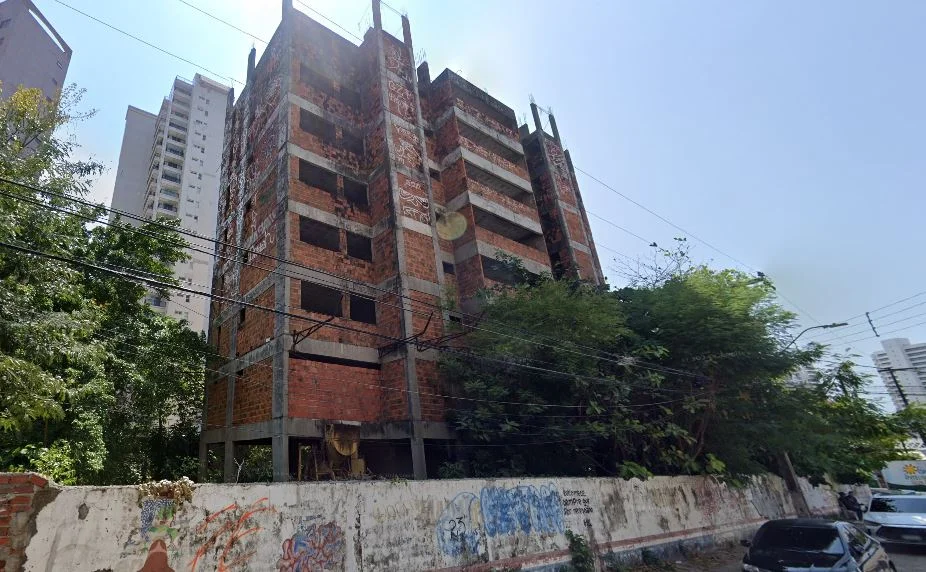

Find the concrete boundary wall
[[2, 472, 853, 571]]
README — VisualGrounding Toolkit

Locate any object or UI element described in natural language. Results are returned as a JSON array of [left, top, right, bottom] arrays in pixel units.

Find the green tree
[[0, 84, 209, 484], [442, 249, 916, 483]]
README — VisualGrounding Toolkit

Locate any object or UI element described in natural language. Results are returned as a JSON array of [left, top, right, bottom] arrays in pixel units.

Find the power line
[[292, 0, 363, 42], [586, 211, 651, 245], [174, 0, 269, 44], [0, 178, 711, 382], [0, 237, 713, 396], [573, 167, 821, 324], [51, 0, 243, 86]]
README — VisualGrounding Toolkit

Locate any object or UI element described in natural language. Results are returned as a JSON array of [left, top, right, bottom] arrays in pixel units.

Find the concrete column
[[372, 0, 382, 29], [548, 112, 561, 144], [246, 47, 256, 83], [530, 102, 542, 133]]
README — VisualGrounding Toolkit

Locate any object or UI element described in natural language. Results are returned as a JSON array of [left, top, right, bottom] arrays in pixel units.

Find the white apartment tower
[[111, 74, 231, 332], [871, 337, 926, 410], [0, 0, 72, 100]]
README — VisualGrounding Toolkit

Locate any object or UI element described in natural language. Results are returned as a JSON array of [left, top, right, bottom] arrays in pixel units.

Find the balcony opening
[[301, 281, 343, 317], [481, 255, 531, 286], [298, 216, 340, 252], [298, 159, 337, 197], [442, 261, 455, 275], [472, 206, 545, 251], [457, 120, 523, 165], [343, 178, 368, 210], [299, 64, 360, 112], [299, 109, 336, 144], [465, 162, 533, 206], [342, 131, 363, 156], [346, 232, 372, 262], [349, 294, 376, 324]]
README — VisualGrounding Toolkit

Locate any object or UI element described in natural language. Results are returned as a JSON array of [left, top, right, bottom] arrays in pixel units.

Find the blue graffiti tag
[[436, 492, 484, 557], [479, 485, 564, 537]]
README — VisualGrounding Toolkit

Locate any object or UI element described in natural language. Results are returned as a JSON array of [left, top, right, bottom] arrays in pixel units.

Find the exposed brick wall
[[563, 209, 587, 248], [381, 359, 409, 421], [288, 278, 380, 347], [217, 320, 232, 358], [435, 116, 461, 159], [289, 104, 363, 172], [373, 228, 397, 283], [205, 378, 228, 429], [459, 136, 529, 181], [0, 473, 55, 572], [409, 290, 443, 340], [403, 230, 438, 282], [454, 255, 485, 300], [288, 213, 374, 285], [469, 179, 540, 223], [376, 291, 404, 341], [474, 227, 549, 266], [232, 359, 273, 425], [288, 358, 382, 422], [415, 359, 447, 422], [237, 287, 275, 356], [440, 158, 467, 203]]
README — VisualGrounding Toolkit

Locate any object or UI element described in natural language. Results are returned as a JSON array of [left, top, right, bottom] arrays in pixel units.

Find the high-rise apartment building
[[0, 0, 71, 100], [872, 337, 926, 410], [110, 75, 231, 332], [202, 0, 602, 481]]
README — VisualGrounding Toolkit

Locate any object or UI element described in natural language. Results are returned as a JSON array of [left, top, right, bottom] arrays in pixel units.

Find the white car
[[863, 493, 926, 545]]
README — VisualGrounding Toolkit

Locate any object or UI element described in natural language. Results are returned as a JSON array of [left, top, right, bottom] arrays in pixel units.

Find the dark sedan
[[741, 518, 895, 571]]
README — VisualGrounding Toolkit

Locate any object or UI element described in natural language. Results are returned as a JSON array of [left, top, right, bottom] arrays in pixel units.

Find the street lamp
[[783, 322, 849, 349]]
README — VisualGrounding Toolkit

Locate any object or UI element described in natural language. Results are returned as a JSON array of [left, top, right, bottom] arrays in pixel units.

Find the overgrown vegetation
[[441, 246, 925, 483], [0, 84, 209, 484]]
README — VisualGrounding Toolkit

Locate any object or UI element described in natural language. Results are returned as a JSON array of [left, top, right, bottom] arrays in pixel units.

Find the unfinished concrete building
[[202, 0, 603, 481]]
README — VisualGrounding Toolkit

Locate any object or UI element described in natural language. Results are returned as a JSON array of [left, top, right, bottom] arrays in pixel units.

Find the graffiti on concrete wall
[[436, 484, 565, 557], [480, 484, 564, 537], [436, 492, 485, 557], [190, 497, 275, 571], [562, 489, 593, 528], [278, 521, 346, 570]]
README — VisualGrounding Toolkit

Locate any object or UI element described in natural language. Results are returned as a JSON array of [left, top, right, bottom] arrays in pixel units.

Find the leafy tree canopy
[[442, 248, 917, 483], [0, 84, 209, 484]]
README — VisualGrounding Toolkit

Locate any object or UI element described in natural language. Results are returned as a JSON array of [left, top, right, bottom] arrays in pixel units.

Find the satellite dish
[[436, 211, 467, 241]]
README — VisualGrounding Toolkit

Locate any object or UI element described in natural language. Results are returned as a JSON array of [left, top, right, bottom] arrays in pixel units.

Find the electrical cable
[[0, 178, 712, 382], [174, 0, 269, 44], [51, 0, 243, 87], [0, 237, 715, 398]]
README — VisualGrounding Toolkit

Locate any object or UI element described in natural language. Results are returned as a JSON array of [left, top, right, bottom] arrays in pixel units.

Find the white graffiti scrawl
[[399, 188, 429, 224]]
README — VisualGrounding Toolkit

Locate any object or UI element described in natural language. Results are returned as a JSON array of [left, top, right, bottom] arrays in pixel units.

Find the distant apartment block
[[203, 0, 603, 481], [872, 337, 926, 410], [110, 75, 231, 332], [0, 0, 71, 100]]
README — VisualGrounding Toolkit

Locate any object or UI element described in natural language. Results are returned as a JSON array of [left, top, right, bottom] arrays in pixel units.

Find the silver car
[[863, 493, 926, 545]]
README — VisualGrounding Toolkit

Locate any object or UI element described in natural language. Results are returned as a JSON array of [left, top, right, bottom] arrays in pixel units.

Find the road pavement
[[629, 543, 926, 571]]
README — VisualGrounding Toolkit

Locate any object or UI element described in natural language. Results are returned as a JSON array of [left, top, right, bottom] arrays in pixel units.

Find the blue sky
[[33, 0, 926, 405]]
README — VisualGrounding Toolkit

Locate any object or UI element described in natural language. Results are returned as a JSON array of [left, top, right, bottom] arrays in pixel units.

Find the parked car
[[741, 518, 894, 571], [863, 493, 926, 545]]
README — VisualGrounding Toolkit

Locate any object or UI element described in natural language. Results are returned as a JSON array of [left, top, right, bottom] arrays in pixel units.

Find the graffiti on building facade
[[399, 178, 430, 224]]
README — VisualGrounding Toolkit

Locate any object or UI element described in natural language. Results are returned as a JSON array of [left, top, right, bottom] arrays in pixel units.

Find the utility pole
[[882, 367, 910, 408]]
